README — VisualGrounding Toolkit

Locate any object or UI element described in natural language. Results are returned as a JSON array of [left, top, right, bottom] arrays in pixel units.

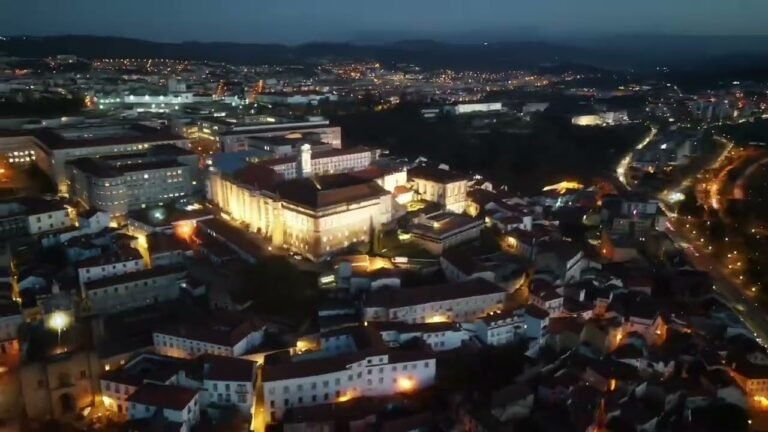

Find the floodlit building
[[408, 165, 469, 213], [208, 146, 395, 260]]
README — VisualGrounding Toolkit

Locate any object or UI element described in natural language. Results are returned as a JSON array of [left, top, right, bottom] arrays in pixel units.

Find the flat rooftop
[[101, 353, 183, 387], [409, 212, 483, 239], [202, 115, 331, 133], [35, 124, 186, 150]]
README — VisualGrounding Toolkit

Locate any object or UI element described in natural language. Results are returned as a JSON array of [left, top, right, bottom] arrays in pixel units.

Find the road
[[616, 126, 658, 188], [734, 156, 768, 200], [621, 130, 768, 343], [665, 220, 768, 343]]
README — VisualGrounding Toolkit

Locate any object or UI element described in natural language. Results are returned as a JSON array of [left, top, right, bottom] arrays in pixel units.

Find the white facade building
[[83, 265, 187, 314], [127, 383, 200, 432], [408, 166, 469, 213], [262, 351, 435, 422], [153, 313, 265, 358], [363, 278, 506, 324], [77, 248, 145, 287]]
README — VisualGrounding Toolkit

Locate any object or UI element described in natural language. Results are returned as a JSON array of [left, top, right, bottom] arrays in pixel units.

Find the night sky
[[2, 0, 767, 44]]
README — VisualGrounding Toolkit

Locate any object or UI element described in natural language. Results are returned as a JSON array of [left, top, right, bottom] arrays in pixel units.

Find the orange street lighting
[[396, 377, 416, 392]]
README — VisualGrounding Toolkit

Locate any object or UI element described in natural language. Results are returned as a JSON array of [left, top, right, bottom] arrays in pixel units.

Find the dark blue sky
[[2, 0, 766, 44]]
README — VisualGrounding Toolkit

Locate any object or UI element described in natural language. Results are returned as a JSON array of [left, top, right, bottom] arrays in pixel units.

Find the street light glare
[[48, 311, 70, 331]]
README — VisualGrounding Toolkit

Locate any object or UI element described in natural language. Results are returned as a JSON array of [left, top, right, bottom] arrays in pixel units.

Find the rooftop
[[185, 354, 256, 383], [154, 311, 263, 347], [35, 124, 186, 151], [126, 383, 197, 411], [84, 265, 186, 292], [409, 212, 483, 239], [365, 278, 505, 309], [273, 174, 389, 210], [101, 353, 183, 387], [78, 246, 143, 268], [408, 165, 469, 184], [263, 347, 433, 382]]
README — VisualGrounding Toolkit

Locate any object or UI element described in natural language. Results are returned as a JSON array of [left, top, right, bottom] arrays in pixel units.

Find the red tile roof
[[365, 278, 505, 309], [126, 383, 197, 411]]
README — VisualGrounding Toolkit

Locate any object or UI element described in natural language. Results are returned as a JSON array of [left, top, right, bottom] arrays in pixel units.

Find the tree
[[232, 256, 318, 319]]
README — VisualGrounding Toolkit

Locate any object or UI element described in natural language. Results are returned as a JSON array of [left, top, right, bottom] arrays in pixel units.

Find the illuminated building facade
[[208, 146, 395, 260], [153, 312, 265, 358], [408, 165, 469, 213]]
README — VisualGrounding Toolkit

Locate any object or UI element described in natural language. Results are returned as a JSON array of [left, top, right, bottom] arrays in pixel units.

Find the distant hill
[[0, 35, 631, 70], [3, 34, 768, 79]]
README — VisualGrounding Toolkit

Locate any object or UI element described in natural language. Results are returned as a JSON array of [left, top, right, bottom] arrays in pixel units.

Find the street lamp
[[47, 311, 70, 344]]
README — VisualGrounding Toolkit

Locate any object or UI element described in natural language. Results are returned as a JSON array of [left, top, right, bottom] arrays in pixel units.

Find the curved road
[[664, 222, 768, 343], [621, 131, 768, 344]]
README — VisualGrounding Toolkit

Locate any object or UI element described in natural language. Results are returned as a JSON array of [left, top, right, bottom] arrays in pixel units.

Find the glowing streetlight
[[47, 311, 70, 344], [396, 376, 416, 392]]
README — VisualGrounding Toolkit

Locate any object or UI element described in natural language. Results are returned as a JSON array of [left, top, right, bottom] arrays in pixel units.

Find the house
[[545, 316, 585, 352], [534, 239, 588, 283], [408, 165, 469, 213], [474, 309, 525, 346], [529, 280, 564, 316], [440, 249, 527, 293], [82, 265, 188, 315], [77, 247, 145, 287], [369, 321, 472, 351], [182, 354, 256, 417], [262, 348, 436, 422], [101, 353, 184, 419], [127, 383, 200, 432], [606, 291, 667, 345], [0, 302, 22, 368], [363, 278, 506, 324], [407, 211, 483, 255], [153, 311, 265, 358]]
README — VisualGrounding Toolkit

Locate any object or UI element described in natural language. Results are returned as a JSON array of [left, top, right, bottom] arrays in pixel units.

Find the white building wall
[[77, 259, 145, 285], [364, 292, 505, 324], [263, 355, 436, 421], [27, 209, 72, 235]]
